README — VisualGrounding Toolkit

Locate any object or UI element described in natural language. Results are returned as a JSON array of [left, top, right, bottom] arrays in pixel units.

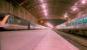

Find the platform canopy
[[6, 0, 87, 25]]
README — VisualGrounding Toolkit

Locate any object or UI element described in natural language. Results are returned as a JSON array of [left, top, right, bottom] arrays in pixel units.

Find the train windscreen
[[0, 14, 5, 21]]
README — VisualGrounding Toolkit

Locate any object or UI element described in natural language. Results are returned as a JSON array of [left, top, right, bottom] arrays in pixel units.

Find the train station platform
[[1, 29, 79, 50]]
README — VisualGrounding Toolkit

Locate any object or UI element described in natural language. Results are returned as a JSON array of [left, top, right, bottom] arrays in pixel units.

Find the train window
[[13, 17, 21, 24], [7, 15, 30, 26], [7, 16, 14, 24], [13, 16, 28, 26]]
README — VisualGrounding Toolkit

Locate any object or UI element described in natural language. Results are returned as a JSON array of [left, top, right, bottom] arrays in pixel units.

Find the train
[[0, 14, 30, 30], [0, 14, 47, 30], [55, 16, 87, 37]]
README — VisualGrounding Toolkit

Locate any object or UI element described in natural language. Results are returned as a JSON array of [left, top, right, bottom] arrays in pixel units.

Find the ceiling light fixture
[[71, 6, 78, 11], [41, 4, 47, 9], [43, 9, 48, 16], [64, 13, 68, 18], [81, 0, 86, 4]]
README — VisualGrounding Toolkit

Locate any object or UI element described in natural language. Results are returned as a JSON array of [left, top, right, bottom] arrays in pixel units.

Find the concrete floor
[[1, 29, 78, 50]]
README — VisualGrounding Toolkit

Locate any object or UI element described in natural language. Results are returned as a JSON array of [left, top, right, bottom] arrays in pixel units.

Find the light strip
[[39, 0, 48, 18]]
